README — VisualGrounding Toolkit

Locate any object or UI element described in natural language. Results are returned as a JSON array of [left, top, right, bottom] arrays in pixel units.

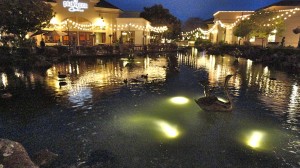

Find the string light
[[182, 7, 300, 36], [53, 18, 168, 33]]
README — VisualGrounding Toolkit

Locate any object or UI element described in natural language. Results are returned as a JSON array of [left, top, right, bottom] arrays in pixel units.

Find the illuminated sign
[[63, 0, 88, 12]]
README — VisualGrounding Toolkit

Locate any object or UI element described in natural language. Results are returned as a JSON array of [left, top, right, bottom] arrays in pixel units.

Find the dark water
[[0, 49, 299, 167]]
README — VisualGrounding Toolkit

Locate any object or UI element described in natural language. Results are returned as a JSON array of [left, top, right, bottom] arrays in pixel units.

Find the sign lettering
[[63, 0, 88, 12]]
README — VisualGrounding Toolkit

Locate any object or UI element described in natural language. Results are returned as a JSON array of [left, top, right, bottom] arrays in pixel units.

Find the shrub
[[16, 47, 30, 57], [44, 47, 58, 57], [0, 46, 11, 56]]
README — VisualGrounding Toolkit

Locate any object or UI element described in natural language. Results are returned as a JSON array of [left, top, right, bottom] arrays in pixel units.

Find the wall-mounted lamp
[[95, 14, 105, 29]]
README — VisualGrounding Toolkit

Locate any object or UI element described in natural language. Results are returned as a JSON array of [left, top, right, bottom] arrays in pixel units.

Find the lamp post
[[109, 34, 112, 45]]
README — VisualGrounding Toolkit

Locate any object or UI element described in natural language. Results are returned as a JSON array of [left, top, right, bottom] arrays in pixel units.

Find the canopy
[[43, 30, 67, 36], [30, 30, 49, 37]]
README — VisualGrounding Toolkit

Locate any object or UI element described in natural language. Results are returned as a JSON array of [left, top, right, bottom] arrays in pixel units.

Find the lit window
[[268, 34, 276, 42]]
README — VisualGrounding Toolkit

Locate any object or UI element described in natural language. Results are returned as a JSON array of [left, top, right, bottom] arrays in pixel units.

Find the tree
[[293, 27, 300, 48], [0, 0, 53, 46], [249, 10, 284, 46], [140, 4, 181, 41], [233, 19, 253, 45], [182, 17, 208, 32]]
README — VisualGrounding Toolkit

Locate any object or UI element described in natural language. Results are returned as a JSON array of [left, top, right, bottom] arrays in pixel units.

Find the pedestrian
[[280, 37, 285, 47], [57, 39, 62, 46], [40, 38, 45, 53]]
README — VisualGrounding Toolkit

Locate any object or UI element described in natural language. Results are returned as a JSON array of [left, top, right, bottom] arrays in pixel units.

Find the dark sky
[[108, 0, 281, 21]]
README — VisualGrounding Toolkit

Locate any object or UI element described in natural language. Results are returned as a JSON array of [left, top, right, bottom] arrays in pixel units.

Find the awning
[[30, 30, 49, 37], [43, 30, 68, 36]]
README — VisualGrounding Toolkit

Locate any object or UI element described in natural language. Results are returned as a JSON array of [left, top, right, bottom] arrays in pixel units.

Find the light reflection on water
[[0, 50, 299, 167]]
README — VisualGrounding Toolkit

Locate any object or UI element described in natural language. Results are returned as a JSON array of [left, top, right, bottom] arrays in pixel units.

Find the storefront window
[[121, 31, 135, 44], [95, 33, 106, 44], [45, 35, 60, 43]]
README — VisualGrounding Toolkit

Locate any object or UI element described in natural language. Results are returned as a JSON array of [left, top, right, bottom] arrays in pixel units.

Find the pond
[[0, 49, 299, 167]]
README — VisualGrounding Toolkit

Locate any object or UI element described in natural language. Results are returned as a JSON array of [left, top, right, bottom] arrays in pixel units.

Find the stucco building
[[185, 1, 300, 47], [38, 0, 150, 46], [210, 0, 300, 47]]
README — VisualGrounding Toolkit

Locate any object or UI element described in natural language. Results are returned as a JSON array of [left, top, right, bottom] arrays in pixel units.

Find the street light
[[109, 34, 112, 45]]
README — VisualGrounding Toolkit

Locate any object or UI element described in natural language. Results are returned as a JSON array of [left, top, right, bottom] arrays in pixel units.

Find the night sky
[[108, 0, 281, 21]]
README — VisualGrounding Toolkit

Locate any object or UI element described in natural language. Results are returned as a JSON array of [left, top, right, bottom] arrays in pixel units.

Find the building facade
[[212, 11, 254, 44], [183, 1, 300, 48], [37, 0, 150, 46], [210, 1, 300, 47]]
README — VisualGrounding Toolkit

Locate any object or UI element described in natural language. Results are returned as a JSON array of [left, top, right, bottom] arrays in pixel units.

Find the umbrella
[[30, 30, 50, 37], [43, 30, 67, 36]]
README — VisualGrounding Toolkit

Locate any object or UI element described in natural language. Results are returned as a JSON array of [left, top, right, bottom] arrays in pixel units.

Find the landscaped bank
[[196, 43, 300, 73]]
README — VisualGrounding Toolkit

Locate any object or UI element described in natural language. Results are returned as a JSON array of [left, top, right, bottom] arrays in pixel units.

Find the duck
[[59, 81, 67, 88], [1, 92, 12, 99], [195, 74, 234, 112], [58, 72, 67, 79], [141, 74, 148, 79]]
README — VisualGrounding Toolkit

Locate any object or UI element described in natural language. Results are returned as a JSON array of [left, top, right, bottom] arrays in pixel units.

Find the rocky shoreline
[[0, 139, 57, 168]]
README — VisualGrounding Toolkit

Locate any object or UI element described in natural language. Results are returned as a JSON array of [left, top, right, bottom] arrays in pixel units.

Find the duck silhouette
[[141, 74, 148, 79], [1, 92, 12, 99]]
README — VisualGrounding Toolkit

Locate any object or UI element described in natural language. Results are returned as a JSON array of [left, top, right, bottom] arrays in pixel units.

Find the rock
[[0, 139, 58, 168], [0, 139, 38, 168], [32, 149, 58, 167]]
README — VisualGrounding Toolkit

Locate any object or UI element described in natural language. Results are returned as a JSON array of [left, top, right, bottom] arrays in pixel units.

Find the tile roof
[[95, 0, 120, 10]]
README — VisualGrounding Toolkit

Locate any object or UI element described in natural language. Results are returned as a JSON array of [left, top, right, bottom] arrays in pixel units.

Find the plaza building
[[210, 0, 300, 47], [211, 11, 254, 44], [184, 0, 300, 48], [37, 0, 152, 46]]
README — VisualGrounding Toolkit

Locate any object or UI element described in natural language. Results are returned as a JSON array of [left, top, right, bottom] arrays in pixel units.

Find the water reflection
[[0, 50, 299, 167], [1, 73, 8, 88]]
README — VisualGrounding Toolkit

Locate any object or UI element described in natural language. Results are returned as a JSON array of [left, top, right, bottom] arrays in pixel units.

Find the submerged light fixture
[[155, 120, 180, 138], [169, 96, 189, 105], [246, 131, 265, 149]]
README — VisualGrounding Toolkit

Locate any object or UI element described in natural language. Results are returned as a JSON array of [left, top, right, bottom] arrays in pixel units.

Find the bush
[[83, 46, 97, 55], [16, 47, 30, 57], [0, 46, 11, 56], [53, 46, 69, 55], [44, 47, 58, 57]]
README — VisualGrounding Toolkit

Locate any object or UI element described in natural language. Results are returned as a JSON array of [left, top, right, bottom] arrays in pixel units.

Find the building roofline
[[213, 11, 254, 16], [256, 0, 300, 11]]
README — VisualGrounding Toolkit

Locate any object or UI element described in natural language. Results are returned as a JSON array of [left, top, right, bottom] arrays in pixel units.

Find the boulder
[[0, 139, 38, 168], [0, 139, 58, 168]]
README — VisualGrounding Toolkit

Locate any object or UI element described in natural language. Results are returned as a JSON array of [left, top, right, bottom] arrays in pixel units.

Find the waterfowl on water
[[1, 92, 12, 99], [59, 81, 67, 88], [195, 74, 234, 112], [141, 74, 148, 79]]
